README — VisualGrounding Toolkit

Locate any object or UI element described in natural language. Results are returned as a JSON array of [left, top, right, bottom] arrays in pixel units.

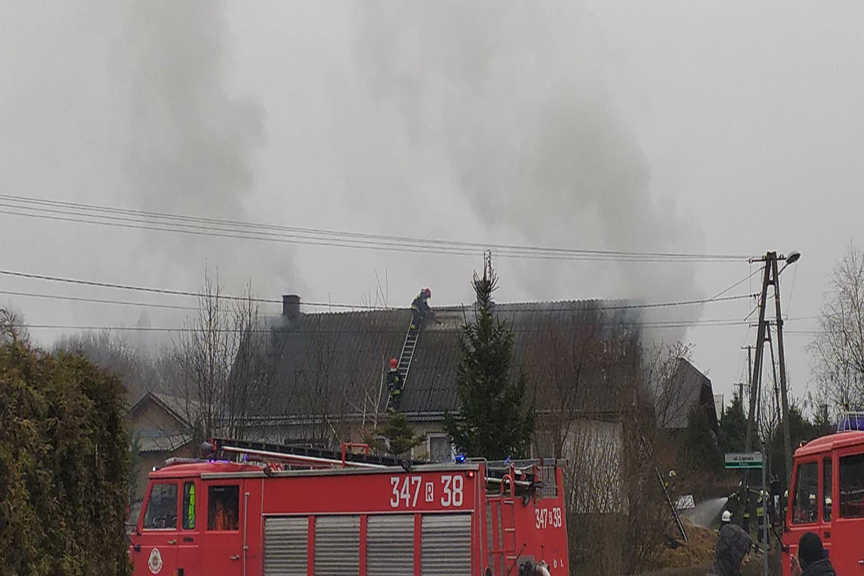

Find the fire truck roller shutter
[[421, 514, 471, 576], [314, 515, 361, 576], [263, 516, 308, 576], [367, 515, 414, 575]]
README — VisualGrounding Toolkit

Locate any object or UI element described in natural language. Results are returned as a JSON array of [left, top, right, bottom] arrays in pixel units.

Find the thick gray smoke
[[113, 0, 293, 297], [343, 2, 701, 312]]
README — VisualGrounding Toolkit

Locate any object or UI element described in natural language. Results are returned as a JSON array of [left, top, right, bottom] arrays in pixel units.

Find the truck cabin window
[[208, 485, 239, 531], [840, 452, 864, 518], [143, 483, 178, 530], [183, 482, 196, 530], [823, 458, 832, 522], [792, 461, 818, 524]]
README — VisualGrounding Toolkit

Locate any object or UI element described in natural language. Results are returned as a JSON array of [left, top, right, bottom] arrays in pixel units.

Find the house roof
[[130, 391, 196, 428], [137, 433, 192, 453], [260, 300, 637, 420], [658, 358, 717, 430]]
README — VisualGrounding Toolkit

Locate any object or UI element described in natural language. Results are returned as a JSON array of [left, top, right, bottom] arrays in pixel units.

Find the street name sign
[[724, 452, 763, 469]]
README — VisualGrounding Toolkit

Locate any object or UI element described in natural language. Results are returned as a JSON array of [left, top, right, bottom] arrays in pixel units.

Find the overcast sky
[[2, 1, 862, 410]]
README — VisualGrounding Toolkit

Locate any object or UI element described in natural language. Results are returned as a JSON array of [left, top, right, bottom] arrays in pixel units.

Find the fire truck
[[129, 438, 569, 576], [782, 423, 864, 574]]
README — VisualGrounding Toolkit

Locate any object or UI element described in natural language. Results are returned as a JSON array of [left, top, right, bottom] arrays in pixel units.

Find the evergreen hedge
[[0, 336, 130, 575]]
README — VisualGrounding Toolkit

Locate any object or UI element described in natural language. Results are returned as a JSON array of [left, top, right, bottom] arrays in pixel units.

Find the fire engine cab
[[129, 439, 569, 576], [782, 428, 864, 575]]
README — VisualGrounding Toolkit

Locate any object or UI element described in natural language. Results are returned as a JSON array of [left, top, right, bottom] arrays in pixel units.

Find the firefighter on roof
[[411, 288, 434, 329], [387, 357, 403, 411]]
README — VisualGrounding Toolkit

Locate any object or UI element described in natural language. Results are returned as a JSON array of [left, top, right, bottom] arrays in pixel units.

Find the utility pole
[[740, 345, 753, 415], [745, 264, 770, 454], [744, 251, 799, 487], [771, 256, 795, 485]]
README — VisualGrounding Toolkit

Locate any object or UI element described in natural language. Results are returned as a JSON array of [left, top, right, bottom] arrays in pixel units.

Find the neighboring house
[[657, 358, 719, 432], [128, 391, 195, 499]]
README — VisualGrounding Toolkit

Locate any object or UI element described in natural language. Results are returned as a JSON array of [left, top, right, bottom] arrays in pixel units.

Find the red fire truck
[[782, 430, 864, 574], [129, 439, 569, 576]]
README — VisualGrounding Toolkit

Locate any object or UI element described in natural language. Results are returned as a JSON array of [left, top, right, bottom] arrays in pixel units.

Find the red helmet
[[423, 288, 431, 298], [389, 358, 398, 370]]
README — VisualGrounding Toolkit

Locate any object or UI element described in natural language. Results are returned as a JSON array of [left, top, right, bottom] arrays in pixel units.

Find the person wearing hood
[[710, 510, 752, 576], [790, 532, 835, 576]]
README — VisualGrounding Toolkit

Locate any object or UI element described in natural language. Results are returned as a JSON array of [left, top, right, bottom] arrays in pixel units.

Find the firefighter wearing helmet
[[711, 508, 752, 576], [387, 357, 403, 411], [410, 288, 434, 329]]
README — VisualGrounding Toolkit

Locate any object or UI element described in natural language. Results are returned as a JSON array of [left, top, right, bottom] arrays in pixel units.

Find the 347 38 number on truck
[[128, 439, 569, 576]]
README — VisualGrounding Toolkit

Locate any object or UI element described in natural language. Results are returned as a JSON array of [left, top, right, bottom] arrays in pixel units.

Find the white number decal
[[452, 474, 463, 506], [535, 507, 562, 529], [389, 476, 422, 508], [390, 477, 400, 508], [440, 475, 464, 507]]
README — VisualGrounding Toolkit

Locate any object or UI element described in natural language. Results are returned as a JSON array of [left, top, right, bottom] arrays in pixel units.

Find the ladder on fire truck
[[385, 317, 423, 411], [208, 438, 416, 469], [486, 462, 539, 574]]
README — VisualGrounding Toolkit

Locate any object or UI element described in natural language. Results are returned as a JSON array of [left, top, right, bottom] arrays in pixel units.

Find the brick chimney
[[282, 294, 301, 322]]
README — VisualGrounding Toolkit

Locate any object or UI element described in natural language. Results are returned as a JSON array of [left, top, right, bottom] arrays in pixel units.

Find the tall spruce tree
[[445, 255, 534, 459]]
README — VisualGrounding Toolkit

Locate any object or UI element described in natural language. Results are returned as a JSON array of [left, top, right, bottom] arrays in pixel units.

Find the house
[[656, 357, 719, 433], [236, 295, 640, 470], [128, 391, 195, 499]]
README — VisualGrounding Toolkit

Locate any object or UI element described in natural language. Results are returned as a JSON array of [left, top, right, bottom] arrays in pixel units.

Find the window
[[840, 452, 864, 518], [792, 461, 818, 524], [208, 485, 239, 531], [428, 434, 452, 463], [183, 482, 196, 530], [143, 483, 178, 530], [823, 458, 832, 522]]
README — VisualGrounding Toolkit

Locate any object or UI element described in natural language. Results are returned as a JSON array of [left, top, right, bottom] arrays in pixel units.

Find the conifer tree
[[445, 255, 534, 459]]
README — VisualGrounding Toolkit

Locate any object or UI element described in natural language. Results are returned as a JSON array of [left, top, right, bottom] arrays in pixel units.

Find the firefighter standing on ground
[[755, 492, 765, 544], [710, 510, 752, 576]]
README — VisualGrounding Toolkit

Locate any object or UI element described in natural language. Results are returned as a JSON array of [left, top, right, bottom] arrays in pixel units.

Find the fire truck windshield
[[143, 483, 177, 530]]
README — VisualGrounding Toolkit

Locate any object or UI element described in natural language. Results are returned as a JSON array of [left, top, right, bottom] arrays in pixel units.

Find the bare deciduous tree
[[812, 245, 864, 411], [169, 271, 266, 442]]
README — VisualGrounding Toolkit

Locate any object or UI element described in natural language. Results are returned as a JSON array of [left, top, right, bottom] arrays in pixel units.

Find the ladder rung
[[503, 528, 515, 533]]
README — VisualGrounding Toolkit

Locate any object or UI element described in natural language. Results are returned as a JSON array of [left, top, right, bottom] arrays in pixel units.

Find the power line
[[0, 268, 759, 313], [0, 267, 757, 314], [0, 194, 750, 262], [9, 319, 763, 334], [0, 289, 198, 311], [0, 269, 379, 309]]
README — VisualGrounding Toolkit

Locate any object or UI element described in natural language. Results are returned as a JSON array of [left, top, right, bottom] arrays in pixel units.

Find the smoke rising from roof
[[342, 2, 701, 313]]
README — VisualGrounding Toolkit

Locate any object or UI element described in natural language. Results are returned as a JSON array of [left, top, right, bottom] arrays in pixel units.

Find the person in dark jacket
[[790, 532, 835, 576], [710, 516, 752, 576], [410, 288, 433, 328]]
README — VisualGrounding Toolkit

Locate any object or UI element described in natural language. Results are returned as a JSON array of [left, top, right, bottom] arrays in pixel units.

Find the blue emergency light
[[838, 412, 864, 431]]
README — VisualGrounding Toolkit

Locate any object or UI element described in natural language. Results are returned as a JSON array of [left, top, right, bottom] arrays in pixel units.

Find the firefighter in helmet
[[755, 491, 766, 543], [711, 510, 752, 576], [387, 357, 403, 411], [411, 288, 434, 329]]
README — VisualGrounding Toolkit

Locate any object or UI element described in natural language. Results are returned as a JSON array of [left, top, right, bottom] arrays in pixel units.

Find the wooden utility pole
[[770, 256, 795, 484], [745, 264, 771, 453], [744, 251, 799, 486], [740, 345, 753, 414]]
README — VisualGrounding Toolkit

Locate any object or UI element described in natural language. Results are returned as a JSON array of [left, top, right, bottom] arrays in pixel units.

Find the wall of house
[[131, 400, 186, 437]]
